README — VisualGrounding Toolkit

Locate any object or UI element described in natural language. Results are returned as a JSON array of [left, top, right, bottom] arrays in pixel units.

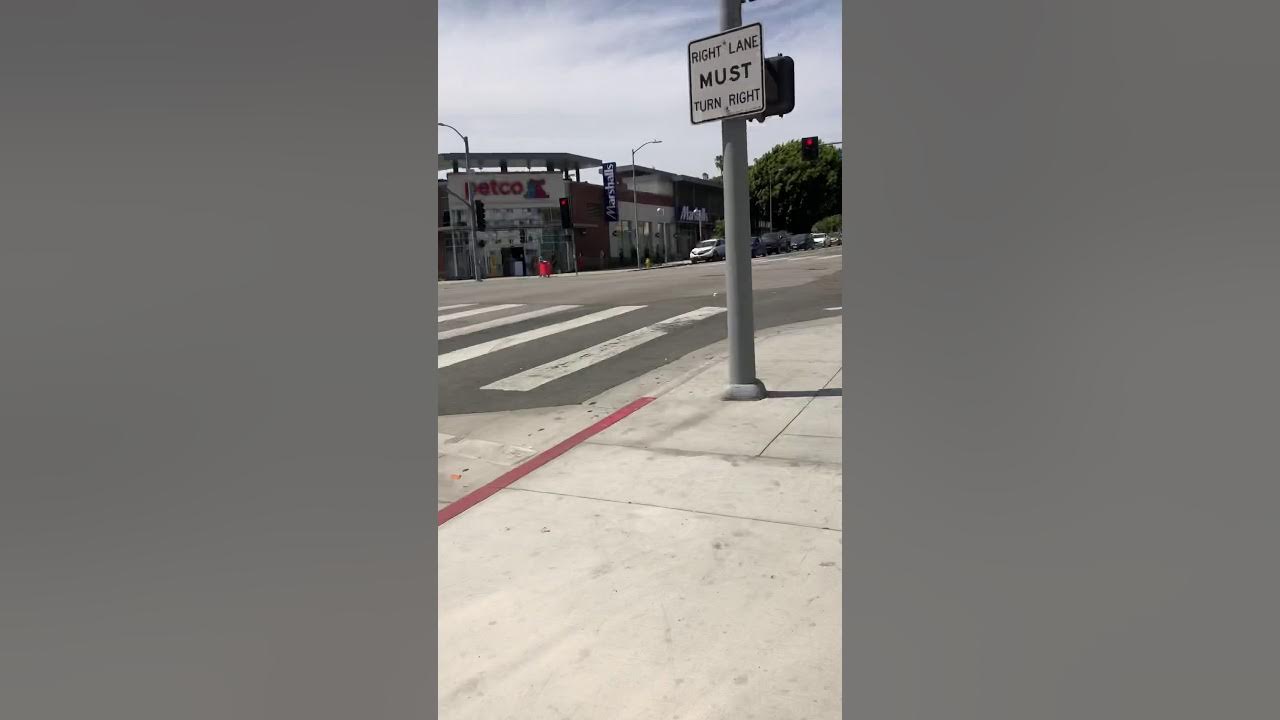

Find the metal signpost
[[689, 6, 766, 400]]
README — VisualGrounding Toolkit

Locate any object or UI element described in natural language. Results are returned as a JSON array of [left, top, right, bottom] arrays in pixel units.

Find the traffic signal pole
[[719, 0, 766, 401]]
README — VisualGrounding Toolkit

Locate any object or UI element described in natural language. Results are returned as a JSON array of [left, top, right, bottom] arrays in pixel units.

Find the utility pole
[[631, 140, 661, 270], [438, 122, 482, 282], [718, 0, 766, 400]]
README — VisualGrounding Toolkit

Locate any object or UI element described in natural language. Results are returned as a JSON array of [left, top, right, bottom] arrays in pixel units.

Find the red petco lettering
[[466, 178, 549, 199]]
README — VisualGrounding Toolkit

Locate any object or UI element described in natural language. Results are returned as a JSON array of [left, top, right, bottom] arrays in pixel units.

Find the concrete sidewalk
[[438, 316, 842, 719]]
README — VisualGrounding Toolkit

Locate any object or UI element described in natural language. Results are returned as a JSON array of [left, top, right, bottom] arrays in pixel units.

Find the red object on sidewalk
[[437, 396, 656, 525], [538, 259, 551, 277]]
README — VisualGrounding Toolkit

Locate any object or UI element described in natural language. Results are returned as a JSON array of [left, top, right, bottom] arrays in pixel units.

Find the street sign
[[687, 23, 765, 125]]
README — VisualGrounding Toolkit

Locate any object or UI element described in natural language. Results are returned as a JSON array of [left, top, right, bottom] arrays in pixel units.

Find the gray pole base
[[722, 379, 768, 401]]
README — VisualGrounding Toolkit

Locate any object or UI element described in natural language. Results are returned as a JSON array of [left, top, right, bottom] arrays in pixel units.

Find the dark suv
[[761, 231, 790, 255], [789, 233, 815, 251]]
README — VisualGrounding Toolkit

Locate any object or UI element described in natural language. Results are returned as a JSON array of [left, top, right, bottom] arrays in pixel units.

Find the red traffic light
[[801, 136, 820, 160], [559, 198, 569, 207]]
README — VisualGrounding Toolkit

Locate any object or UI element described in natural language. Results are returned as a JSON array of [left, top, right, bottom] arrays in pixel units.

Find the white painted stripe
[[438, 304, 523, 323], [438, 305, 645, 368], [438, 305, 580, 341], [825, 306, 842, 311], [438, 303, 477, 311], [482, 307, 726, 392]]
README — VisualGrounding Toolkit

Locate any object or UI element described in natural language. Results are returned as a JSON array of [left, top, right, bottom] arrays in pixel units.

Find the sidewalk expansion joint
[[504, 486, 842, 533], [759, 365, 843, 458]]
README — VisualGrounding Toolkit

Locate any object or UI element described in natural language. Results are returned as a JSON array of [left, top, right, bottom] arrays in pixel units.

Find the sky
[[438, 0, 842, 183]]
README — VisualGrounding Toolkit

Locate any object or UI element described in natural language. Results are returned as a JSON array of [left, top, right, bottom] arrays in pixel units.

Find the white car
[[812, 233, 830, 247], [689, 238, 725, 263]]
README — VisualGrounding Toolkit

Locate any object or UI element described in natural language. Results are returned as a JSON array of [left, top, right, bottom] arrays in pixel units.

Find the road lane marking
[[438, 303, 477, 311], [439, 305, 580, 341], [826, 306, 842, 311], [482, 307, 727, 392], [438, 304, 524, 323], [438, 305, 645, 368]]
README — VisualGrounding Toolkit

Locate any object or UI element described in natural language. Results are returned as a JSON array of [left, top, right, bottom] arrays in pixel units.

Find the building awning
[[438, 152, 603, 172]]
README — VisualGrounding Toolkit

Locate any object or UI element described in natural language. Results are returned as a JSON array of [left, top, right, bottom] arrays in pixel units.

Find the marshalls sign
[[688, 23, 765, 124]]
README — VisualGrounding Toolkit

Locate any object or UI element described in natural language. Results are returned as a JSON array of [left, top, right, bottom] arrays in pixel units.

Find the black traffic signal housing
[[756, 55, 795, 121], [559, 197, 572, 229], [474, 200, 486, 230], [801, 136, 820, 161]]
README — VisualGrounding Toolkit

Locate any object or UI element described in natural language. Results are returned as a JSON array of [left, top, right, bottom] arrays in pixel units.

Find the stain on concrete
[[819, 561, 836, 567], [590, 563, 613, 579], [734, 674, 749, 685]]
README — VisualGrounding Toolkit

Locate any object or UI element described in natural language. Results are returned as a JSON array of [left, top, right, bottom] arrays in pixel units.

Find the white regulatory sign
[[687, 23, 765, 125]]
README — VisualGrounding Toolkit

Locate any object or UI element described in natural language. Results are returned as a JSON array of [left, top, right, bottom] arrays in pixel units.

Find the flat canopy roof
[[438, 152, 603, 172], [614, 164, 723, 189]]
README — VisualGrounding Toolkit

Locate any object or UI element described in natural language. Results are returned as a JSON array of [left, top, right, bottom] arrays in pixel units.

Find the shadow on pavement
[[766, 388, 842, 399]]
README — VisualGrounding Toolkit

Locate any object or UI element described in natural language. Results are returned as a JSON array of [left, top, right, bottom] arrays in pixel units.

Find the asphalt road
[[437, 246, 842, 415]]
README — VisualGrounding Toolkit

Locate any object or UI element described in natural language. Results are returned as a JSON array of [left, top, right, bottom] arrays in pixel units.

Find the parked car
[[689, 237, 726, 263], [751, 236, 764, 257], [789, 233, 815, 251], [761, 231, 789, 254], [812, 232, 830, 248]]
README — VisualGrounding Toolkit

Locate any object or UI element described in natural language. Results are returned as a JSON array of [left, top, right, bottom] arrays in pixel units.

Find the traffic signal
[[801, 136, 819, 161], [559, 197, 572, 229], [758, 55, 795, 120], [474, 200, 486, 230]]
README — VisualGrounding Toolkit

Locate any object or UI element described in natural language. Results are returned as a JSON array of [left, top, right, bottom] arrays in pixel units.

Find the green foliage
[[812, 214, 842, 234], [746, 139, 841, 235], [712, 219, 726, 238]]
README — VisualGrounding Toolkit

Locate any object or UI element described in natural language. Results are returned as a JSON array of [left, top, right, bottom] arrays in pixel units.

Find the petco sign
[[449, 172, 564, 207], [466, 178, 548, 200]]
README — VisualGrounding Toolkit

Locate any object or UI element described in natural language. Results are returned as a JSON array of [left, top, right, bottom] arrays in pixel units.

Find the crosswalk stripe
[[481, 307, 727, 392], [438, 303, 477, 311], [438, 305, 645, 369], [439, 305, 580, 341], [438, 304, 524, 323]]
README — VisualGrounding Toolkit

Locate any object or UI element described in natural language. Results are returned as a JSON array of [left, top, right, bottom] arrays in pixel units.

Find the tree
[[714, 155, 723, 172], [712, 219, 726, 238], [812, 214, 842, 234], [746, 139, 841, 235]]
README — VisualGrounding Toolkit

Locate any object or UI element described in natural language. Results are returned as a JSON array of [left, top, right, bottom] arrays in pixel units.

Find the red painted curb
[[438, 397, 656, 526]]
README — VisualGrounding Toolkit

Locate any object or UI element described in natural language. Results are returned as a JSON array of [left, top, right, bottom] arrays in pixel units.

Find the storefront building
[[612, 165, 725, 263], [438, 152, 605, 278], [437, 153, 725, 276]]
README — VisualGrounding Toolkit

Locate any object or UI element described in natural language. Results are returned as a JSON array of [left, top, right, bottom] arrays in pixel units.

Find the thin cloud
[[439, 0, 842, 179]]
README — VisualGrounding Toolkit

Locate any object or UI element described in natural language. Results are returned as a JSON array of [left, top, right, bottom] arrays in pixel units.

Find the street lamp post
[[631, 139, 661, 270], [768, 165, 773, 234], [438, 122, 481, 282]]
